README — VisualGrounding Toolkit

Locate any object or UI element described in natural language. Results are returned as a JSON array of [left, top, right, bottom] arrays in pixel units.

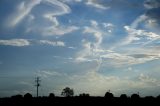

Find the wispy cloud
[[139, 73, 157, 83], [59, 0, 82, 3], [6, 0, 41, 27], [101, 51, 160, 66], [82, 20, 112, 49], [36, 70, 64, 78], [4, 0, 78, 36], [123, 26, 160, 45], [68, 71, 160, 96], [0, 39, 66, 47], [39, 40, 65, 47], [75, 20, 115, 70], [6, 0, 71, 27], [130, 14, 148, 29], [40, 25, 79, 36], [28, 0, 78, 36], [86, 0, 110, 10], [85, 0, 142, 10], [0, 39, 30, 47], [68, 46, 77, 49], [43, 15, 59, 26], [45, 0, 71, 16]]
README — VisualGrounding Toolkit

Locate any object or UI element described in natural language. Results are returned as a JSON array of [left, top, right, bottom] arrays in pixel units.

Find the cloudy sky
[[0, 0, 160, 97]]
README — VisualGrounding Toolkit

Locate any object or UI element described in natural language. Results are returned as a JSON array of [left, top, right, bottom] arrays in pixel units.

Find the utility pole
[[35, 77, 40, 97]]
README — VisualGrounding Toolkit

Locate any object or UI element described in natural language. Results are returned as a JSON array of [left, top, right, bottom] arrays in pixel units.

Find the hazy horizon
[[0, 0, 160, 97]]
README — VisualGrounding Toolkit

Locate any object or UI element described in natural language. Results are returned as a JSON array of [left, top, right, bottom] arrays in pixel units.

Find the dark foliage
[[61, 87, 74, 97], [0, 91, 160, 105], [49, 93, 55, 98], [79, 93, 90, 97]]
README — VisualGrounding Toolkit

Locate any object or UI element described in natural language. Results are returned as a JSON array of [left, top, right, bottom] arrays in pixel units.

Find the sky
[[0, 0, 160, 97]]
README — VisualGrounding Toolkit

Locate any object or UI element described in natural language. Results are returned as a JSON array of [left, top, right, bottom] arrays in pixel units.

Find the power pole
[[35, 77, 40, 97]]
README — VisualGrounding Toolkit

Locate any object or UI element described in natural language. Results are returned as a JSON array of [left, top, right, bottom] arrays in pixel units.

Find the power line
[[35, 77, 40, 97]]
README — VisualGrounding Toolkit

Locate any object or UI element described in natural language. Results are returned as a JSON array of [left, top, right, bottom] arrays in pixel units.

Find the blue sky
[[0, 0, 160, 97]]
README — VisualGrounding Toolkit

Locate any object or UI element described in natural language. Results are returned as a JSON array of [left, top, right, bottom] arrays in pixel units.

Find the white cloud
[[39, 70, 62, 78], [90, 20, 98, 28], [0, 39, 66, 47], [28, 14, 35, 22], [123, 26, 160, 45], [27, 0, 78, 36], [68, 71, 160, 96], [86, 0, 110, 10], [131, 14, 148, 29], [0, 39, 30, 47], [56, 41, 66, 47], [119, 12, 160, 47], [43, 14, 59, 26], [75, 0, 82, 2], [7, 0, 71, 27], [68, 71, 122, 95], [84, 27, 102, 45], [101, 51, 160, 66], [76, 41, 160, 67], [103, 23, 113, 27], [127, 67, 133, 71], [68, 46, 76, 49], [39, 40, 65, 46], [83, 20, 104, 46], [145, 19, 159, 30], [6, 0, 41, 27], [44, 0, 71, 16], [4, 0, 76, 36], [102, 22, 114, 33], [41, 25, 79, 36], [139, 73, 157, 83], [75, 57, 94, 63], [76, 20, 160, 67], [75, 21, 115, 70], [59, 0, 82, 3]]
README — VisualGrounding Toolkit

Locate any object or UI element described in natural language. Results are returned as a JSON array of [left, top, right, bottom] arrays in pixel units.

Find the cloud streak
[[0, 39, 30, 47], [6, 0, 71, 27], [39, 40, 65, 46], [6, 0, 41, 27], [86, 0, 110, 10], [41, 25, 79, 36], [4, 0, 78, 36], [123, 26, 160, 46], [68, 71, 160, 96], [0, 39, 66, 47]]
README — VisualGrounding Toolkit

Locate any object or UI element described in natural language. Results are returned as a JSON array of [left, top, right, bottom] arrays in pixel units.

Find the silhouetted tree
[[131, 94, 140, 100], [49, 93, 55, 98], [11, 94, 23, 99], [104, 92, 114, 98], [24, 93, 32, 99], [61, 87, 74, 97], [120, 94, 127, 99], [79, 93, 90, 97], [157, 95, 160, 99]]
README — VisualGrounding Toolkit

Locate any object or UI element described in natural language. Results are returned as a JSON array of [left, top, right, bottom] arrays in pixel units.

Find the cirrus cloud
[[0, 39, 30, 47]]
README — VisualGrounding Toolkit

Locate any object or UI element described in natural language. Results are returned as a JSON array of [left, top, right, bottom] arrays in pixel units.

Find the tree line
[[1, 87, 160, 105]]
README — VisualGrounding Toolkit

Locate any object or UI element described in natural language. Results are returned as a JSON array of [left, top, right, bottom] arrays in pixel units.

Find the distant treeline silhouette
[[0, 87, 160, 105]]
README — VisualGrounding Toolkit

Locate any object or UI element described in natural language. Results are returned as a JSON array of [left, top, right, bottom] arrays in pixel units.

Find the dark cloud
[[144, 0, 160, 28], [144, 0, 160, 9], [146, 8, 160, 20], [130, 54, 159, 58]]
